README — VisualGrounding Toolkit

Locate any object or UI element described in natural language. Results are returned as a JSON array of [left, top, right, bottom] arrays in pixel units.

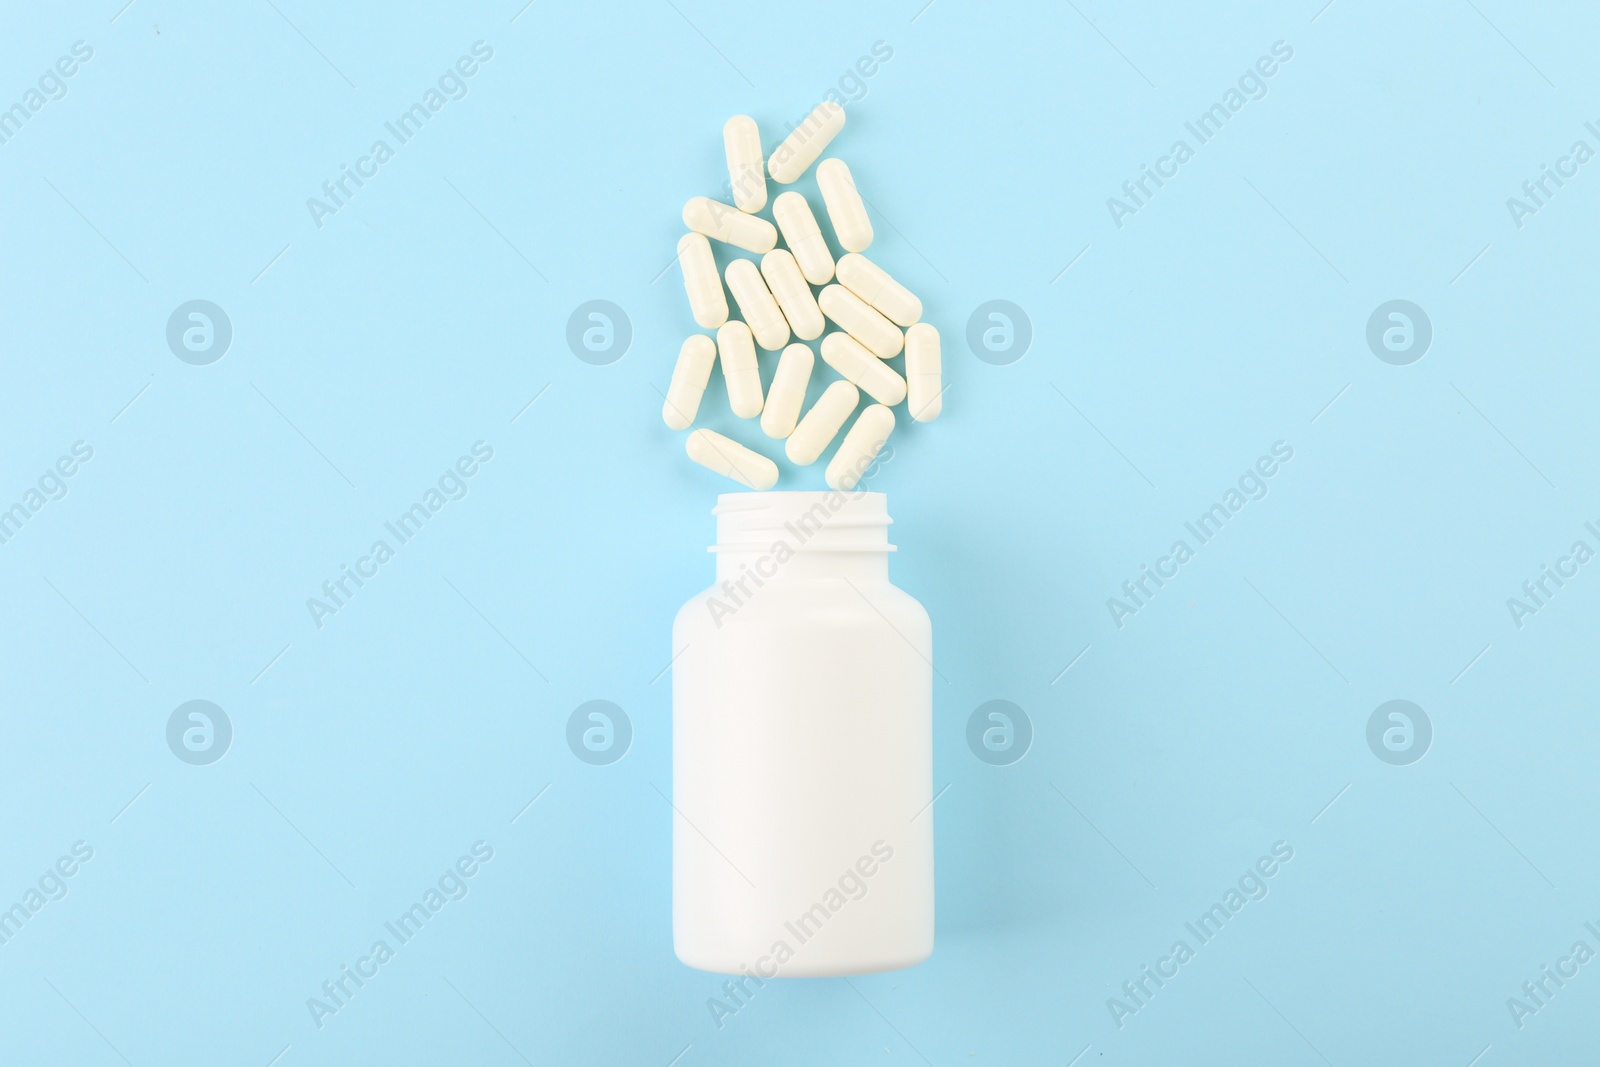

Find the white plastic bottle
[[672, 491, 934, 977]]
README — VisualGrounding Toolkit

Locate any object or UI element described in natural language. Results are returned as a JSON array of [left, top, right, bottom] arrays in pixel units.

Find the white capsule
[[904, 323, 942, 423], [772, 192, 835, 285], [662, 334, 717, 430], [816, 158, 873, 253], [786, 380, 860, 466], [677, 233, 728, 330], [683, 196, 777, 254], [818, 285, 902, 359], [686, 428, 779, 490], [819, 332, 906, 407], [760, 250, 824, 341], [723, 115, 767, 214], [835, 253, 921, 327], [826, 404, 895, 492], [725, 259, 791, 351], [716, 320, 764, 418], [760, 343, 815, 439], [768, 101, 846, 184]]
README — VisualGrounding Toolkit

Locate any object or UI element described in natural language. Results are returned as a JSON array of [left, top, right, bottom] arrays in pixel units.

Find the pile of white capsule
[[664, 101, 941, 493]]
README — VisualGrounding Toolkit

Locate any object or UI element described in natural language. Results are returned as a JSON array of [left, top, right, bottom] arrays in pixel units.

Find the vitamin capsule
[[818, 285, 903, 359], [662, 334, 717, 430], [904, 322, 942, 423], [816, 158, 873, 253], [819, 332, 906, 406], [717, 320, 764, 418], [760, 343, 815, 439], [723, 115, 767, 214], [760, 250, 824, 341], [678, 233, 728, 330], [686, 428, 779, 490], [683, 196, 777, 254], [725, 259, 791, 351], [772, 192, 835, 285], [836, 253, 921, 327], [768, 101, 846, 184], [786, 380, 860, 466], [826, 404, 895, 491]]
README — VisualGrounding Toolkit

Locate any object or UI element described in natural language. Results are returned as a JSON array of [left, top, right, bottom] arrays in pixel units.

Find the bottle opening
[[712, 490, 895, 554]]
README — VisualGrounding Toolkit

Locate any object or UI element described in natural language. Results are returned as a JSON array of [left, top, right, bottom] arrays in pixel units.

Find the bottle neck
[[711, 490, 894, 583], [715, 546, 888, 582]]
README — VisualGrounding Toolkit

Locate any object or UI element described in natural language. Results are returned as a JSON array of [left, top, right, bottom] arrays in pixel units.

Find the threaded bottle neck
[[712, 491, 893, 581]]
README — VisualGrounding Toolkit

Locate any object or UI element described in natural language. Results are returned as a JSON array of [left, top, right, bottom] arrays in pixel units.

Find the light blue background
[[2, 1, 1597, 1064]]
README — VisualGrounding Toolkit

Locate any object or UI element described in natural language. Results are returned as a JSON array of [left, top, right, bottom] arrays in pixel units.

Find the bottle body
[[672, 491, 934, 977]]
